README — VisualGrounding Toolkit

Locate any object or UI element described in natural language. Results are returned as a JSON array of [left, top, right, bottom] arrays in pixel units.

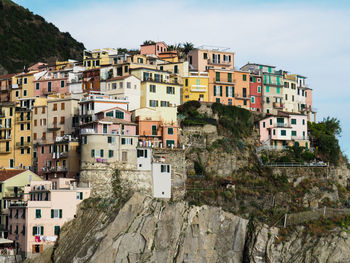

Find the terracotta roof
[[99, 117, 137, 125], [0, 73, 15, 80], [106, 75, 131, 82], [0, 169, 26, 182]]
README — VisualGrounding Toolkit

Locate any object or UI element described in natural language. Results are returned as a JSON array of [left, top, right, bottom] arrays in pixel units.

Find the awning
[[0, 238, 14, 244]]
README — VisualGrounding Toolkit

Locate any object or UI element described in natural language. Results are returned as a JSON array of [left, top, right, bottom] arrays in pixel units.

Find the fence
[[264, 162, 328, 168], [279, 207, 350, 227]]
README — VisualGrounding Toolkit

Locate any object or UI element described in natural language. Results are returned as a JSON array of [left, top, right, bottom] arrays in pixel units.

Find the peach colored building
[[140, 41, 168, 56], [132, 107, 178, 148], [33, 70, 70, 97], [208, 69, 250, 109], [187, 47, 234, 72], [259, 111, 309, 149], [0, 74, 15, 102], [8, 178, 90, 258]]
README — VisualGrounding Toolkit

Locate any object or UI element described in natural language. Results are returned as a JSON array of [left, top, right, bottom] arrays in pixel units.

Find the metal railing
[[264, 162, 328, 167]]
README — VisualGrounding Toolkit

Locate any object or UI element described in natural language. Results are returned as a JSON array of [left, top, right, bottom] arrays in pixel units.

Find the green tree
[[182, 42, 194, 55]]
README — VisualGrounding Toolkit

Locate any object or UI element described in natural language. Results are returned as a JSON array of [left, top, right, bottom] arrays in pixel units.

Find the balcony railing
[[0, 136, 11, 141], [16, 117, 30, 123], [273, 102, 283, 109], [0, 111, 5, 118], [16, 142, 31, 148], [42, 166, 68, 173], [291, 135, 309, 140], [0, 125, 11, 129], [234, 93, 249, 99], [207, 59, 231, 66], [0, 149, 11, 154]]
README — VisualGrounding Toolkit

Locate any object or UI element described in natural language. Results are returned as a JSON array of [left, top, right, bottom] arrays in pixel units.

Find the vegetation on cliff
[[0, 0, 85, 74]]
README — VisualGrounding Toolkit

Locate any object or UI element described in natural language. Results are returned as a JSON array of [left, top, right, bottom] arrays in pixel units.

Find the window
[[21, 149, 24, 155], [152, 125, 157, 135], [54, 226, 60, 236], [53, 104, 57, 111], [216, 72, 220, 82], [35, 209, 41, 218], [266, 86, 270, 93], [27, 136, 30, 142], [228, 99, 232, 105], [263, 122, 265, 128], [266, 97, 270, 103], [107, 137, 113, 144], [61, 103, 65, 110], [243, 74, 247, 81], [149, 100, 158, 107], [302, 119, 305, 125], [281, 130, 287, 136], [166, 86, 175, 94], [203, 53, 207, 59], [228, 73, 232, 83], [61, 80, 65, 88], [150, 85, 156, 93], [76, 192, 83, 200], [121, 138, 133, 145], [115, 110, 124, 119], [226, 86, 234, 97], [174, 65, 178, 74], [109, 150, 114, 158], [161, 164, 170, 173], [23, 90, 27, 96], [48, 82, 52, 92], [51, 209, 63, 218], [126, 82, 131, 89], [213, 85, 222, 97], [36, 83, 40, 90], [60, 117, 65, 124], [161, 101, 169, 107], [137, 149, 148, 158], [42, 107, 45, 114], [166, 140, 175, 147], [257, 86, 261, 93], [189, 56, 192, 64], [291, 119, 297, 125], [32, 226, 44, 236], [277, 87, 280, 94], [100, 149, 104, 158], [168, 127, 174, 135], [23, 77, 27, 84], [122, 151, 127, 161], [292, 131, 297, 136], [119, 82, 123, 89], [20, 124, 24, 130], [251, 96, 255, 103], [91, 149, 95, 158], [185, 79, 188, 87]]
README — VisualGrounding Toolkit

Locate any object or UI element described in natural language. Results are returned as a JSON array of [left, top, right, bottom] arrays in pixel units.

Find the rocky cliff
[[29, 192, 350, 263]]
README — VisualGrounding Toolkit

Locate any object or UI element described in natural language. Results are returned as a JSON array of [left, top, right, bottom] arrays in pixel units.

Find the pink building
[[8, 178, 90, 258], [259, 111, 309, 149], [33, 70, 70, 97], [140, 41, 168, 56]]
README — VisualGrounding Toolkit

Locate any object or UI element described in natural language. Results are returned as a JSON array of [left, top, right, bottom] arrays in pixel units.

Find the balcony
[[0, 149, 11, 154], [42, 166, 68, 173], [16, 117, 30, 123], [16, 142, 31, 148], [214, 79, 236, 85], [0, 136, 11, 141], [53, 152, 68, 159], [0, 111, 5, 118], [190, 85, 207, 92], [272, 123, 291, 128], [234, 93, 249, 100], [48, 124, 60, 131], [0, 125, 11, 130], [291, 135, 308, 141], [3, 191, 24, 199], [207, 59, 231, 66], [273, 102, 283, 109]]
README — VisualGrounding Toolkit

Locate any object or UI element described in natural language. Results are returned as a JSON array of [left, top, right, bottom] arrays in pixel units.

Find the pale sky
[[15, 0, 350, 158]]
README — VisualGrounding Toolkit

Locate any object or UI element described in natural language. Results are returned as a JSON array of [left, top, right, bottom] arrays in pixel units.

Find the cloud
[[44, 0, 350, 156]]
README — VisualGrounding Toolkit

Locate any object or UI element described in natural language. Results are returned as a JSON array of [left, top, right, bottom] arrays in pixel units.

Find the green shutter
[[80, 192, 83, 200], [59, 209, 62, 218], [226, 86, 228, 97], [220, 86, 222, 96], [277, 87, 280, 94], [213, 86, 216, 96], [232, 86, 235, 97], [33, 227, 37, 236], [269, 75, 271, 84], [41, 226, 44, 235], [51, 209, 54, 218]]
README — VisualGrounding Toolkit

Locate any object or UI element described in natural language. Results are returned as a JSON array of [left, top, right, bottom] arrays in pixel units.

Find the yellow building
[[0, 102, 33, 169], [183, 71, 209, 103], [11, 72, 37, 102], [0, 169, 42, 230], [83, 48, 118, 69], [55, 59, 77, 70], [0, 103, 15, 168], [130, 68, 182, 108], [157, 61, 189, 85]]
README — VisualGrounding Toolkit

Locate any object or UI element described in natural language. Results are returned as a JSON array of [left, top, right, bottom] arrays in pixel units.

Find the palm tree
[[143, 40, 155, 45], [182, 42, 194, 55]]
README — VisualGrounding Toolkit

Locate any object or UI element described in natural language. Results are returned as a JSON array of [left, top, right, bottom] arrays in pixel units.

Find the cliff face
[[29, 192, 350, 263]]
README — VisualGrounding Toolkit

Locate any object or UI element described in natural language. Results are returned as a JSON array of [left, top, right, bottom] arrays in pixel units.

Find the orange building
[[208, 68, 250, 109], [132, 107, 178, 148]]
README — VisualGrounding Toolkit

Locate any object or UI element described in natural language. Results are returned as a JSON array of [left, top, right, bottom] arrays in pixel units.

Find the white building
[[152, 162, 171, 199]]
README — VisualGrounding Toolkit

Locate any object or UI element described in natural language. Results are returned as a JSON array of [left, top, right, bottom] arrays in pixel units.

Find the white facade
[[105, 75, 141, 111], [151, 163, 171, 198], [137, 147, 152, 171]]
